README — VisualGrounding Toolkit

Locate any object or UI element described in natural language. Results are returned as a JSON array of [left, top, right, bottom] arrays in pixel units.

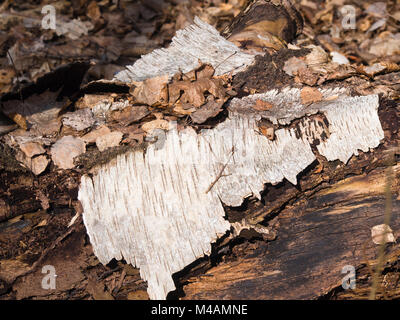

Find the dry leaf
[[294, 67, 320, 86], [131, 75, 169, 107], [16, 151, 49, 175], [300, 87, 323, 105], [82, 125, 112, 144], [168, 64, 227, 110], [109, 105, 150, 126], [96, 131, 123, 152], [283, 57, 307, 76], [252, 99, 273, 111], [76, 94, 114, 110], [141, 113, 169, 133], [1, 89, 65, 134], [62, 109, 95, 132], [51, 136, 86, 169], [190, 97, 224, 124], [87, 1, 102, 21], [19, 142, 45, 158]]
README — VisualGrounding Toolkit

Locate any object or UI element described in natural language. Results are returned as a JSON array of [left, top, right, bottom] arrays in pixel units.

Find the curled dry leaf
[[362, 61, 400, 77], [190, 97, 225, 124], [131, 75, 169, 107]]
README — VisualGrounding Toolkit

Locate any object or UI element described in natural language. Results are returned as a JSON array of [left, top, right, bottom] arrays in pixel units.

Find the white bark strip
[[113, 17, 256, 82], [229, 88, 383, 163], [79, 89, 383, 300]]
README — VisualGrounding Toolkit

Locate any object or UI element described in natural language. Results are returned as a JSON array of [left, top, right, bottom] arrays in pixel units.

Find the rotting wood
[[79, 86, 384, 299], [182, 164, 400, 299], [1, 0, 399, 301]]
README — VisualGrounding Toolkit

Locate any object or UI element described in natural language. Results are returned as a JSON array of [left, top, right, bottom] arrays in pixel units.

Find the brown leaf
[[62, 108, 95, 132], [19, 142, 45, 158], [300, 87, 323, 105], [294, 67, 320, 86], [169, 78, 226, 108], [252, 99, 273, 111], [196, 63, 215, 79], [131, 75, 169, 107], [109, 106, 150, 126], [141, 113, 170, 133], [76, 94, 114, 110], [51, 136, 86, 169], [82, 125, 112, 144], [16, 152, 49, 176], [1, 89, 65, 134], [87, 1, 102, 21], [190, 97, 225, 124], [96, 131, 123, 152]]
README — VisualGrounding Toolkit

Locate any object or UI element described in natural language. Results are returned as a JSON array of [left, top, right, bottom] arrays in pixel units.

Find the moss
[[74, 143, 148, 171]]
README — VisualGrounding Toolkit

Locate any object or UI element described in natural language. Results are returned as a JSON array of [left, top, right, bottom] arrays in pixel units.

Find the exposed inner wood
[[182, 164, 400, 299]]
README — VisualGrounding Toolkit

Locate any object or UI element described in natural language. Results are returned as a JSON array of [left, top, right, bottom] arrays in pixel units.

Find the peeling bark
[[79, 88, 384, 299]]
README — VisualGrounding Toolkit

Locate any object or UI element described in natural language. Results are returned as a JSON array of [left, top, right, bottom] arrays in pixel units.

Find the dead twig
[[205, 146, 235, 194]]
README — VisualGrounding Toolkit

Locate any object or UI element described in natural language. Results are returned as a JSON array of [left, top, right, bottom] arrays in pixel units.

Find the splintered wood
[[79, 87, 384, 300]]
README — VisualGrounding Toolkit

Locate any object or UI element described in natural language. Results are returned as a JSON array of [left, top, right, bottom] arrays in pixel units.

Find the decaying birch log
[[1, 0, 399, 300], [78, 12, 390, 299], [79, 87, 384, 299]]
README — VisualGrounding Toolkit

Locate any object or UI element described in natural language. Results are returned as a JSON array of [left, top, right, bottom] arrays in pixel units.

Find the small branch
[[205, 146, 235, 194]]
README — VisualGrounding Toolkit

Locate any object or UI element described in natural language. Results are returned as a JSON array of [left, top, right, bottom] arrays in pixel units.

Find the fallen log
[[1, 0, 399, 300]]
